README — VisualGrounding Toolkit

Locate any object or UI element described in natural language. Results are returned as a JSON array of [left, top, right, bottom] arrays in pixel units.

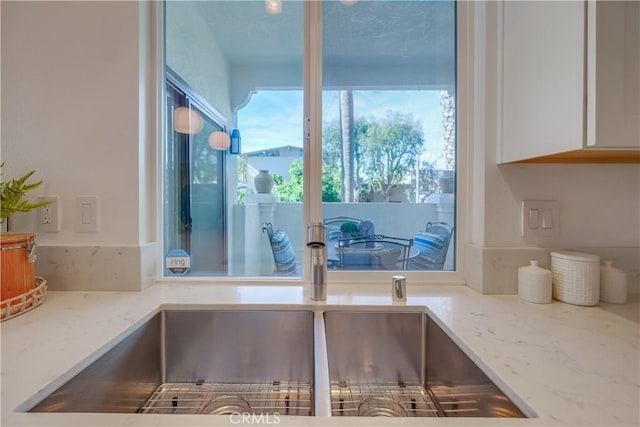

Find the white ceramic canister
[[600, 261, 627, 304], [518, 260, 552, 304], [550, 251, 600, 306]]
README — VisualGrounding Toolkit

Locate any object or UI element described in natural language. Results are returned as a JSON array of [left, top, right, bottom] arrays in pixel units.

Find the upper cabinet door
[[500, 0, 585, 163], [586, 0, 640, 148]]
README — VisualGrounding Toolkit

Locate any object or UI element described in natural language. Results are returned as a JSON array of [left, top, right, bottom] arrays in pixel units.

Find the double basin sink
[[29, 308, 529, 418]]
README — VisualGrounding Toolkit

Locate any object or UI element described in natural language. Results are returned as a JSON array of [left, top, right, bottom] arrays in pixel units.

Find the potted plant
[[0, 163, 50, 319], [340, 221, 360, 242]]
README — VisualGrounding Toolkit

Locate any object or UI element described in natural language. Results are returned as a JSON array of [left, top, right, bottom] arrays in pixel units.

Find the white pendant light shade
[[265, 0, 282, 15], [174, 107, 204, 135], [341, 0, 357, 5], [209, 131, 231, 151]]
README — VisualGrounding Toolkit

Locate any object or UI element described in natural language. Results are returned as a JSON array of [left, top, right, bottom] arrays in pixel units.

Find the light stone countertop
[[1, 282, 638, 427]]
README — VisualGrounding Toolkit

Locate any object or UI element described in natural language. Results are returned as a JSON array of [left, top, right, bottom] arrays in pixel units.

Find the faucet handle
[[307, 222, 326, 248]]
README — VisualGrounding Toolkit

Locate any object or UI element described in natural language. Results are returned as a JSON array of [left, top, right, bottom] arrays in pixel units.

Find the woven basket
[[1, 233, 37, 300], [551, 251, 600, 306], [0, 276, 47, 321]]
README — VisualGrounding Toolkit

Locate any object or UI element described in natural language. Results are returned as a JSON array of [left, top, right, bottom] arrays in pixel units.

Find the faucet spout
[[306, 223, 327, 301]]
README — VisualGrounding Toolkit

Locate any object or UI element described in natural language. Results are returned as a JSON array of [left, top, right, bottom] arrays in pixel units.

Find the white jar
[[518, 260, 552, 304], [600, 261, 627, 304], [551, 251, 600, 306]]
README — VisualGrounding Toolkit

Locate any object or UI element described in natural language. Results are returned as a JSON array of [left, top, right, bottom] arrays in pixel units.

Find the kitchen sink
[[323, 311, 527, 418], [29, 310, 315, 415], [28, 307, 529, 418]]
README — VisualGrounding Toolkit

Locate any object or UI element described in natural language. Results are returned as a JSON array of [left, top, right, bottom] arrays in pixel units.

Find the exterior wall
[[165, 1, 232, 120]]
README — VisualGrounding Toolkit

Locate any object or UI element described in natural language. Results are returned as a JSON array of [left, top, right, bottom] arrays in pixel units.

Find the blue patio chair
[[408, 221, 454, 270], [262, 222, 298, 276]]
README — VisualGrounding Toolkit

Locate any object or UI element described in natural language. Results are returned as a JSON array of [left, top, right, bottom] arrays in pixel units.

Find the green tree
[[236, 156, 250, 204], [273, 161, 303, 202], [358, 112, 424, 202], [323, 117, 369, 201], [322, 166, 342, 202], [417, 160, 439, 202], [272, 159, 342, 202]]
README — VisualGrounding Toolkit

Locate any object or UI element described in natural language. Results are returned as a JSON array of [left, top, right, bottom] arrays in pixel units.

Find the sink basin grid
[[28, 308, 528, 418], [140, 382, 312, 415]]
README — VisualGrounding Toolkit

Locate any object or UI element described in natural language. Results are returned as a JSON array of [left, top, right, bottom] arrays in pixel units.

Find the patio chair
[[408, 221, 454, 270], [262, 222, 298, 276], [336, 234, 413, 270]]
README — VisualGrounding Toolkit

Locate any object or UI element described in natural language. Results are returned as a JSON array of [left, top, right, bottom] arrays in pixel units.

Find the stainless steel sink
[[28, 307, 529, 419], [29, 310, 315, 415], [323, 311, 527, 418]]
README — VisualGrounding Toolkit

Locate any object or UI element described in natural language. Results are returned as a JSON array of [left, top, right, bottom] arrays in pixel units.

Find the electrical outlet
[[42, 204, 52, 224], [38, 196, 60, 232]]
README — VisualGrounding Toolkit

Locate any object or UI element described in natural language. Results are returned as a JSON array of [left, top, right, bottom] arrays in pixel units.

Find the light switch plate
[[522, 200, 559, 237], [76, 196, 99, 232]]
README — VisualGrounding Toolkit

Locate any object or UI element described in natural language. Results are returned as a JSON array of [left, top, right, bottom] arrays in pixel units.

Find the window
[[163, 0, 458, 279]]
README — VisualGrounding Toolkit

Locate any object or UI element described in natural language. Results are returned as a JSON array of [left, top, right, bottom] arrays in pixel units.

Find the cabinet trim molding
[[505, 149, 640, 164]]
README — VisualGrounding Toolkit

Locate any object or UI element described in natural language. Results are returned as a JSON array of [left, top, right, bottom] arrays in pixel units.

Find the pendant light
[[265, 0, 282, 15], [173, 107, 204, 135], [209, 131, 231, 151]]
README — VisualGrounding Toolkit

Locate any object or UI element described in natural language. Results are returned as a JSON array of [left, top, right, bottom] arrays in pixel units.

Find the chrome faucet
[[306, 222, 327, 301]]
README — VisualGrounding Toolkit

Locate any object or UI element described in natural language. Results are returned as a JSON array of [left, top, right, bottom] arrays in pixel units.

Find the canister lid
[[550, 250, 599, 262]]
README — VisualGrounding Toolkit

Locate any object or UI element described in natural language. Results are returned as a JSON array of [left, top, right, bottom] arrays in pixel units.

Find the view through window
[[164, 0, 456, 277]]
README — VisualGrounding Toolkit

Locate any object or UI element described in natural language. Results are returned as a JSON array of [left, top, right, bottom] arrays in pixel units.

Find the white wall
[[471, 2, 640, 250], [1, 1, 637, 290], [1, 1, 151, 246], [467, 2, 639, 294], [487, 164, 639, 248]]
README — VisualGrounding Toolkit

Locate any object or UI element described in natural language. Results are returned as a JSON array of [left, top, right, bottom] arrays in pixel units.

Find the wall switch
[[38, 196, 60, 232], [76, 196, 99, 232], [522, 200, 559, 237], [527, 208, 540, 229], [541, 209, 554, 229]]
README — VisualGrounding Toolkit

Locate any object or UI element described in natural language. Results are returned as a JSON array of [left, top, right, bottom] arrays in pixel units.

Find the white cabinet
[[587, 1, 640, 149], [499, 0, 640, 163]]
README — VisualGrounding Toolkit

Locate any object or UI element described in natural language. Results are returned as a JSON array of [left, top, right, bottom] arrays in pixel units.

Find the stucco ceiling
[[195, 1, 455, 68]]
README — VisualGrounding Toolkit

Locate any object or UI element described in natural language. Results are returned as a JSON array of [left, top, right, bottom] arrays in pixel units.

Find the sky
[[237, 89, 449, 168]]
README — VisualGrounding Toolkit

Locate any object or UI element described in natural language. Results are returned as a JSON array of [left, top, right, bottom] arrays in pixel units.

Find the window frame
[[155, 0, 470, 285]]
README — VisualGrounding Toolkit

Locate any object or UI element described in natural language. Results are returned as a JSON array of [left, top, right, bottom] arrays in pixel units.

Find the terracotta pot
[[0, 233, 36, 301]]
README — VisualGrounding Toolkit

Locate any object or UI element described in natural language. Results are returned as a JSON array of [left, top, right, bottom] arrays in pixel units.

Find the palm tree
[[339, 90, 355, 202], [440, 89, 456, 171]]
